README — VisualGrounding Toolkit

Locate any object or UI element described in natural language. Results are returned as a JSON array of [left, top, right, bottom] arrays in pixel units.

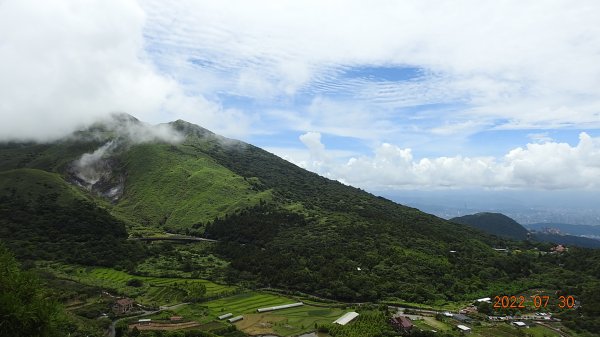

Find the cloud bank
[[291, 132, 600, 190], [0, 0, 247, 142], [142, 0, 600, 131]]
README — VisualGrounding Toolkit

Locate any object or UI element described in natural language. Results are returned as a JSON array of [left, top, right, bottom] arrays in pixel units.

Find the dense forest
[[204, 204, 600, 309], [0, 170, 146, 269]]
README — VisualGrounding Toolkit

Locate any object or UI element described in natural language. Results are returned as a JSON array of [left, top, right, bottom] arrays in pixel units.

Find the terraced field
[[43, 264, 236, 306], [195, 292, 346, 336], [204, 292, 296, 315]]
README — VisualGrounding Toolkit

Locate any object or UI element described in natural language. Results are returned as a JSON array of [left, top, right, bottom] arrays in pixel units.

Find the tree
[[0, 244, 66, 337], [184, 283, 207, 302], [127, 279, 144, 287]]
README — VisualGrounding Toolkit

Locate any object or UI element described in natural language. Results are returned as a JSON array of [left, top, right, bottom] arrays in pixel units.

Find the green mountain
[[2, 114, 600, 306], [450, 212, 530, 240], [0, 168, 145, 267], [451, 212, 600, 249]]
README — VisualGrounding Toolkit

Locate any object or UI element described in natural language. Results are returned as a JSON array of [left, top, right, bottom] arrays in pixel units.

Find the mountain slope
[[451, 212, 530, 240], [0, 168, 145, 267], [2, 115, 599, 304], [112, 142, 272, 231]]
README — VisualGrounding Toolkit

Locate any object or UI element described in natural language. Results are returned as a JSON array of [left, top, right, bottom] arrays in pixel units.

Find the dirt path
[[129, 321, 201, 331], [535, 321, 571, 337]]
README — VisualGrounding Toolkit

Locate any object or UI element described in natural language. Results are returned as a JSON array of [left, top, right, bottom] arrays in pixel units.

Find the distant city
[[383, 189, 600, 227]]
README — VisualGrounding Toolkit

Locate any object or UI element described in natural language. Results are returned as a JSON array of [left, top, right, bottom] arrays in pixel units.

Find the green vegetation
[[172, 292, 346, 336], [451, 212, 530, 240], [2, 116, 600, 335], [134, 242, 229, 282], [318, 311, 396, 337], [0, 243, 110, 337], [0, 169, 146, 268], [40, 265, 236, 306], [0, 244, 66, 337], [113, 143, 272, 232]]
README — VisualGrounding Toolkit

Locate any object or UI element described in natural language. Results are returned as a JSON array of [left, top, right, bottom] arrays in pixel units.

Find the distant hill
[[531, 232, 600, 249], [525, 222, 600, 237], [451, 212, 600, 249], [450, 212, 529, 240]]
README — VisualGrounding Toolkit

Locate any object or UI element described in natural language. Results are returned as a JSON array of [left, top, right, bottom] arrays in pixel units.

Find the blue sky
[[1, 0, 600, 191]]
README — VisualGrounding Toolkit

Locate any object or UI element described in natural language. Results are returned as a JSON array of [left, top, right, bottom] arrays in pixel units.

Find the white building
[[333, 312, 359, 325], [513, 321, 527, 328], [256, 302, 303, 313], [457, 324, 471, 333], [227, 315, 243, 323]]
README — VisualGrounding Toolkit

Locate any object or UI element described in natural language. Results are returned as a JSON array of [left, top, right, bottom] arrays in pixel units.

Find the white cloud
[[0, 0, 250, 142], [140, 0, 600, 130], [290, 132, 600, 190]]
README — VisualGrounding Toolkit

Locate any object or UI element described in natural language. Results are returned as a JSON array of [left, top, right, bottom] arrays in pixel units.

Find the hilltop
[[450, 212, 530, 240], [451, 212, 600, 249]]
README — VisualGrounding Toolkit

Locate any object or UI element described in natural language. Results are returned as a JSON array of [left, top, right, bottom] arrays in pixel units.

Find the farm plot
[[43, 264, 236, 306], [197, 292, 345, 336]]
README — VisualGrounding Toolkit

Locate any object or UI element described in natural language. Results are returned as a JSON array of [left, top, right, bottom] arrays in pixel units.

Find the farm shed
[[453, 313, 472, 323], [390, 316, 413, 332], [113, 298, 134, 314], [333, 312, 359, 325], [228, 315, 243, 323], [457, 324, 471, 333], [256, 302, 303, 312]]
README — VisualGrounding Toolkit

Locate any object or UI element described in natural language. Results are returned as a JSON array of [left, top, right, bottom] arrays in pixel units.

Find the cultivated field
[[170, 292, 346, 336], [41, 264, 236, 306]]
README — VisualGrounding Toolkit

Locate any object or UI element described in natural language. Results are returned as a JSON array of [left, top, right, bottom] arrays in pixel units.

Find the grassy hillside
[[451, 212, 530, 240], [113, 143, 272, 231], [0, 168, 90, 206]]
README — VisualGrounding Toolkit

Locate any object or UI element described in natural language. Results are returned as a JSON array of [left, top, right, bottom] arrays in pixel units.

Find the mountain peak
[[108, 112, 140, 124], [169, 119, 216, 138]]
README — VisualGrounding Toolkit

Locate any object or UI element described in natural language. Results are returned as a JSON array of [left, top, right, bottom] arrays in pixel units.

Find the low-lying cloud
[[294, 132, 600, 190], [0, 0, 244, 142]]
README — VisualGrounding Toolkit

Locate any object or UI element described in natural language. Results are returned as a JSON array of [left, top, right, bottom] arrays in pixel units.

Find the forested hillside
[[1, 116, 600, 332], [0, 169, 145, 268]]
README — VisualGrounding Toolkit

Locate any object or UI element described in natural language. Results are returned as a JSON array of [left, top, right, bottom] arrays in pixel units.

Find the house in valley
[[390, 316, 413, 333], [112, 298, 135, 315]]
